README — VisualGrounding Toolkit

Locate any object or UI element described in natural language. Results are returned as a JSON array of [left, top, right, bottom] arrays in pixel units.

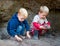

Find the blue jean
[[33, 30, 38, 39], [16, 25, 25, 36], [8, 25, 25, 37]]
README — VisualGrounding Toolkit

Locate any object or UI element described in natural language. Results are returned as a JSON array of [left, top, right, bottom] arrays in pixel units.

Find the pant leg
[[38, 29, 42, 35], [33, 30, 38, 39], [34, 30, 38, 37], [16, 25, 25, 36], [20, 25, 25, 36]]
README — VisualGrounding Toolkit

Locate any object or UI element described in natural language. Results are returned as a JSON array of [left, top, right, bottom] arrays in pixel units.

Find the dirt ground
[[0, 35, 60, 46], [0, 22, 60, 46]]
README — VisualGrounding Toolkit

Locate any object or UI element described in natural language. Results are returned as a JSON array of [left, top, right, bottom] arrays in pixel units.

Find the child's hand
[[15, 35, 23, 42], [44, 24, 51, 29], [47, 25, 51, 29], [44, 24, 48, 27], [26, 31, 31, 39], [27, 34, 31, 39], [40, 26, 46, 29]]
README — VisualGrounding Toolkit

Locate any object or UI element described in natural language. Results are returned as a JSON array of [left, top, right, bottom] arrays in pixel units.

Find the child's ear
[[38, 11, 41, 15], [18, 10, 21, 14], [18, 12, 21, 16]]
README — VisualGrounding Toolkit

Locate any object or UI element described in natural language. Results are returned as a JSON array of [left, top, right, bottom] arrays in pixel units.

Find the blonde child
[[7, 8, 31, 41], [31, 6, 51, 39]]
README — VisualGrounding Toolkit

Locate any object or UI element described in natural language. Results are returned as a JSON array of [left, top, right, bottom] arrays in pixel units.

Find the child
[[7, 8, 31, 41], [30, 6, 51, 39]]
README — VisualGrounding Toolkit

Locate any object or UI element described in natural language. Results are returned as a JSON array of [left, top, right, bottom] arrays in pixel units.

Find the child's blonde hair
[[40, 6, 49, 13], [19, 8, 28, 18]]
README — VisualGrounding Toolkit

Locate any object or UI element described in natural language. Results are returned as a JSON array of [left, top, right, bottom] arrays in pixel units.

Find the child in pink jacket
[[30, 6, 51, 39]]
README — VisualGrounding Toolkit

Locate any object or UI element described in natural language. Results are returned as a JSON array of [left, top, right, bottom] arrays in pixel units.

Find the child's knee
[[16, 26, 23, 34], [18, 26, 23, 30], [17, 26, 24, 32]]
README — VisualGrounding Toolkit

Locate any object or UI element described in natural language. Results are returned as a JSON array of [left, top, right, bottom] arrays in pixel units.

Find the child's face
[[18, 13, 26, 22], [39, 12, 48, 19]]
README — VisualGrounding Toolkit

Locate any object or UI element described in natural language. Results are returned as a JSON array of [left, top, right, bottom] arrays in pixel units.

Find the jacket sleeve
[[24, 20, 30, 31], [32, 15, 42, 30], [46, 22, 51, 29], [33, 22, 42, 30], [7, 20, 17, 37], [44, 18, 51, 26], [46, 22, 51, 26]]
